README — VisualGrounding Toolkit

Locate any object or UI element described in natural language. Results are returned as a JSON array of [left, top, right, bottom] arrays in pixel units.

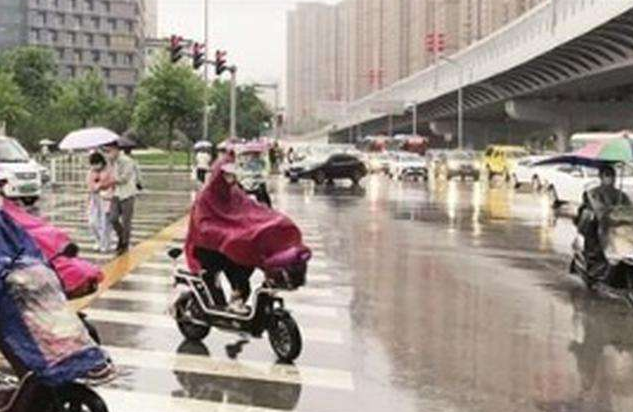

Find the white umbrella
[[59, 127, 120, 151], [194, 141, 213, 150], [39, 139, 55, 146]]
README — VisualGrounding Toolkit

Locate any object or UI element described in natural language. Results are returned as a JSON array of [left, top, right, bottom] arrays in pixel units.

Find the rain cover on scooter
[[185, 154, 310, 272], [2, 200, 103, 297], [0, 210, 108, 386], [604, 206, 633, 261]]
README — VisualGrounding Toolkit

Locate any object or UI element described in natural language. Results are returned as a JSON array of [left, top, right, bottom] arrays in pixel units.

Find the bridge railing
[[340, 0, 633, 131]]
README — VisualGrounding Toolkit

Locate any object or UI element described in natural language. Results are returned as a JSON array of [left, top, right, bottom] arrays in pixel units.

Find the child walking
[[87, 152, 114, 253]]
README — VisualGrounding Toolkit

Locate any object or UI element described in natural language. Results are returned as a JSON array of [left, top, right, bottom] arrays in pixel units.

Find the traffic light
[[192, 42, 205, 70], [169, 35, 184, 63], [425, 32, 446, 54], [215, 50, 227, 76]]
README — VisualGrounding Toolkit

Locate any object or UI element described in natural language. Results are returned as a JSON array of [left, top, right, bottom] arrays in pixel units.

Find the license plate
[[19, 184, 38, 193]]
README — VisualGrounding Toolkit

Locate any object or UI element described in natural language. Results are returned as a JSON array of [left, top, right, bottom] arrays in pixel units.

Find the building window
[[102, 68, 111, 78], [91, 17, 100, 29], [85, 0, 94, 11], [57, 49, 64, 60], [70, 0, 77, 9], [53, 0, 59, 7], [107, 18, 117, 31], [68, 31, 76, 44], [124, 54, 133, 65], [56, 13, 64, 26], [30, 29, 41, 42], [50, 30, 58, 42], [68, 66, 76, 77], [127, 21, 134, 33], [107, 85, 116, 97], [108, 52, 117, 65], [85, 33, 94, 45], [102, 1, 110, 13], [73, 15, 82, 28], [37, 11, 47, 25], [101, 34, 110, 47], [74, 50, 83, 62], [92, 51, 100, 63]]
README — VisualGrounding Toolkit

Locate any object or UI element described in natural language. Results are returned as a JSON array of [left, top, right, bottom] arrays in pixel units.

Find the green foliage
[[207, 80, 273, 141], [0, 72, 28, 132], [55, 70, 109, 127], [133, 56, 205, 148], [0, 47, 59, 110]]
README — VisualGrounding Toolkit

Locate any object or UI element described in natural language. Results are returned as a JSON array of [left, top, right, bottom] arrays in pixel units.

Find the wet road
[[35, 175, 633, 411]]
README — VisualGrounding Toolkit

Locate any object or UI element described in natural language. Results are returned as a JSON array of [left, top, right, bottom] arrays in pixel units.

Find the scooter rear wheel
[[57, 383, 108, 412], [268, 310, 302, 363]]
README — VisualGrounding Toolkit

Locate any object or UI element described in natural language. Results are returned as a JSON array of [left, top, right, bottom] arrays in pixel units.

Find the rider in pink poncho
[[185, 154, 310, 313]]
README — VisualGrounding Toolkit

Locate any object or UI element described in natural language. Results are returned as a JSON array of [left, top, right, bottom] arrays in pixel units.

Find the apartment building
[[0, 0, 155, 97]]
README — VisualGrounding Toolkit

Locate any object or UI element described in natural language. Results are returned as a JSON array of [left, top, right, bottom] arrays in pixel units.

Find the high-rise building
[[286, 0, 546, 131], [0, 0, 155, 98]]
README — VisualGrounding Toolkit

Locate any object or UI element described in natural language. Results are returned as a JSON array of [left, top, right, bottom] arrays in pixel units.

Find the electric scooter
[[167, 247, 309, 363]]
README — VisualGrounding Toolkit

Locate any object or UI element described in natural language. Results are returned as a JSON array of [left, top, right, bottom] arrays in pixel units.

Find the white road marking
[[103, 345, 354, 391], [98, 289, 341, 318], [85, 308, 344, 345]]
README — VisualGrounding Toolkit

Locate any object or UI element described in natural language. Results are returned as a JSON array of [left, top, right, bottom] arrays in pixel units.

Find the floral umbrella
[[536, 135, 633, 167]]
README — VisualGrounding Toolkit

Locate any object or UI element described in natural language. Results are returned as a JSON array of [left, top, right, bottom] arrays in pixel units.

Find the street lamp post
[[406, 102, 418, 137], [439, 55, 464, 150], [202, 0, 210, 142], [229, 66, 237, 138]]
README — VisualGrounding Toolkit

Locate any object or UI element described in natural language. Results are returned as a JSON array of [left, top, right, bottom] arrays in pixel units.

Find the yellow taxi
[[483, 145, 529, 180]]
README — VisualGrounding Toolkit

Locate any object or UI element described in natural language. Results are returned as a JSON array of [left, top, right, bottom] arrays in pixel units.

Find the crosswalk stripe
[[123, 272, 333, 286], [85, 308, 344, 345], [103, 345, 354, 391], [98, 289, 340, 318], [97, 388, 303, 412]]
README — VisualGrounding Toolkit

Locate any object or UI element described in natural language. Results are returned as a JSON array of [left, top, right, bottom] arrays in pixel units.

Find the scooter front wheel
[[268, 310, 302, 363], [176, 297, 211, 341], [57, 383, 108, 412]]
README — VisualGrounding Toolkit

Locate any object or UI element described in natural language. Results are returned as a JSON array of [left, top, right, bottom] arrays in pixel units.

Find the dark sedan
[[294, 154, 368, 185]]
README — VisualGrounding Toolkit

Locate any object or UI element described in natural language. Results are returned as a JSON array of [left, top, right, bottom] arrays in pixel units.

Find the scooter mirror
[[168, 248, 183, 260]]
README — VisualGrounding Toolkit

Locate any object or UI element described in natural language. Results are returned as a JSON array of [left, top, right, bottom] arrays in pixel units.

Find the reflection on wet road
[[35, 175, 633, 411]]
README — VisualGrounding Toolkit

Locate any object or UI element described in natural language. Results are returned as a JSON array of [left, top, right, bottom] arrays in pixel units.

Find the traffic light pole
[[202, 0, 210, 142], [439, 55, 464, 150], [230, 66, 237, 138], [254, 83, 281, 140]]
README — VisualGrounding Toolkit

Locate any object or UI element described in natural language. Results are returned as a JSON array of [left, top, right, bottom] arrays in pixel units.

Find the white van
[[0, 136, 43, 205]]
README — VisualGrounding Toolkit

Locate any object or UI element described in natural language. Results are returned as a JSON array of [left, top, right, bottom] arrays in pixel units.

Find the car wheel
[[531, 176, 542, 192], [314, 171, 326, 185], [512, 174, 521, 189], [22, 197, 39, 206]]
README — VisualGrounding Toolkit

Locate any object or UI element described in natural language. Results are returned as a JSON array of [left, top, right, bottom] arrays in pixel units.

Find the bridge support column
[[506, 99, 633, 151]]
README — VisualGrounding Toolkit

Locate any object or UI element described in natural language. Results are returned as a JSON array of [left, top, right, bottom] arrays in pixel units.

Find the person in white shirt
[[195, 149, 212, 183]]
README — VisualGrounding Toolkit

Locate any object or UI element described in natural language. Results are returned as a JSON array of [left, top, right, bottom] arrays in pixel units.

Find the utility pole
[[439, 55, 464, 150], [229, 66, 237, 138], [202, 0, 210, 142]]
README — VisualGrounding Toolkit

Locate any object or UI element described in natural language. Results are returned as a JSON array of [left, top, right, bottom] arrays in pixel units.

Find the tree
[[56, 70, 109, 127], [133, 55, 205, 152], [100, 97, 134, 135], [0, 47, 59, 110], [0, 72, 28, 134], [206, 80, 273, 142]]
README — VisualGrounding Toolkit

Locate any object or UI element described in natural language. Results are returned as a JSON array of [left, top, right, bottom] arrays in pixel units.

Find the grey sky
[[157, 0, 338, 104]]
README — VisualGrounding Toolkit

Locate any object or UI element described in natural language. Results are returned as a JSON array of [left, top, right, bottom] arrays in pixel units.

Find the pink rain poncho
[[2, 200, 103, 298], [185, 155, 310, 273]]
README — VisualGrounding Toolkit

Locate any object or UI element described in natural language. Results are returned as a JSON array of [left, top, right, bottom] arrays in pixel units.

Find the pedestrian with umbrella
[[194, 141, 213, 184]]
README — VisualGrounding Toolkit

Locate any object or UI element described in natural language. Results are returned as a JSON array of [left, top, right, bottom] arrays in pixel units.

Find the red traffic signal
[[192, 42, 206, 70], [215, 50, 228, 76], [169, 35, 184, 63], [425, 32, 446, 53]]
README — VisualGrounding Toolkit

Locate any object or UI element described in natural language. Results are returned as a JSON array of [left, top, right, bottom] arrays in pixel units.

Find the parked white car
[[545, 165, 599, 207], [0, 136, 43, 205], [388, 153, 428, 181], [512, 155, 556, 190]]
